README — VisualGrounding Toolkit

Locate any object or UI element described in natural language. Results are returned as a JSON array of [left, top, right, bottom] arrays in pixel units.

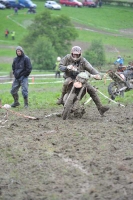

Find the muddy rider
[[117, 61, 133, 89], [114, 55, 124, 71], [57, 46, 109, 116]]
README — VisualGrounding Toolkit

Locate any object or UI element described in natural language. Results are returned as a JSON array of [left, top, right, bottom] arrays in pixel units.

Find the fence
[[0, 73, 64, 84]]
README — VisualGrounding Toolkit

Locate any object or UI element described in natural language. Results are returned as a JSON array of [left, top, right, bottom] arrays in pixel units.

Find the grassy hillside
[[0, 2, 133, 72], [0, 2, 133, 107], [102, 0, 133, 2]]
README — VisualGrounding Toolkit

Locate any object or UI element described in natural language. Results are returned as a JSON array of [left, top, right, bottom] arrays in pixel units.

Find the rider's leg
[[116, 71, 133, 89], [57, 77, 73, 105], [122, 71, 133, 89], [120, 74, 125, 80], [87, 84, 109, 116]]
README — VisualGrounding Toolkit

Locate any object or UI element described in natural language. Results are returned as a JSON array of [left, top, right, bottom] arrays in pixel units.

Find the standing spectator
[[10, 46, 32, 108], [11, 31, 15, 40], [5, 29, 9, 38], [99, 0, 102, 7], [54, 57, 61, 78], [95, 0, 98, 7], [14, 7, 18, 14]]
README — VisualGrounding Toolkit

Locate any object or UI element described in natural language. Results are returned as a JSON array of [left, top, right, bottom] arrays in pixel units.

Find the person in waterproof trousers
[[57, 46, 109, 116], [10, 46, 32, 108]]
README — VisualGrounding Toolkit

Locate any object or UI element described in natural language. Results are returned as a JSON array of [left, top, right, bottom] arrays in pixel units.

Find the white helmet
[[57, 57, 61, 61]]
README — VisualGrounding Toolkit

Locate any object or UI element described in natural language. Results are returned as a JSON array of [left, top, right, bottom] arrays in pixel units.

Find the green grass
[[0, 48, 16, 56], [0, 2, 133, 107], [0, 79, 62, 109], [0, 3, 133, 70], [0, 64, 12, 72], [0, 4, 133, 42], [59, 6, 133, 31], [0, 77, 132, 110]]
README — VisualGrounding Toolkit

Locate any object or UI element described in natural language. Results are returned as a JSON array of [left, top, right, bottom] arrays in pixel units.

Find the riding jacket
[[59, 54, 99, 79]]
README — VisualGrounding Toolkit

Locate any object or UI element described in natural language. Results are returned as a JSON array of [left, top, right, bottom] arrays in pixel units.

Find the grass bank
[[0, 77, 132, 110], [0, 3, 133, 72]]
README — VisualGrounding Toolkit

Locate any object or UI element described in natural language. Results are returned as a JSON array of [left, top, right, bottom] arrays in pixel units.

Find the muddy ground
[[0, 103, 133, 200]]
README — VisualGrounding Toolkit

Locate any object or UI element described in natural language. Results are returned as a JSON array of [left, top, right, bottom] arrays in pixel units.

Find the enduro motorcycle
[[62, 71, 89, 120], [27, 8, 36, 14], [107, 66, 133, 100]]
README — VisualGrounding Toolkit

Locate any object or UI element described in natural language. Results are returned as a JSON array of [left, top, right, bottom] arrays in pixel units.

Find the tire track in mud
[[1, 105, 133, 199], [44, 151, 91, 196], [58, 153, 89, 175]]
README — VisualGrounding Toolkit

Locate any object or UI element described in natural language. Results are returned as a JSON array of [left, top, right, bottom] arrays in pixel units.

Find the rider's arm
[[59, 55, 69, 72], [83, 58, 102, 79]]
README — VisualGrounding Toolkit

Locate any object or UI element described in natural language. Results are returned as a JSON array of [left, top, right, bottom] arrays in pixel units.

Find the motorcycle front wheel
[[62, 93, 76, 120], [108, 82, 124, 100]]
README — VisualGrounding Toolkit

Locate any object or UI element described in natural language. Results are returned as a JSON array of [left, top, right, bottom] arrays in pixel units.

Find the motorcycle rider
[[114, 55, 124, 71], [57, 46, 109, 116], [117, 61, 133, 89], [114, 55, 124, 66]]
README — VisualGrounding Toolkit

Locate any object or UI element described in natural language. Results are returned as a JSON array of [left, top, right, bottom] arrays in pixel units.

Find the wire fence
[[0, 73, 64, 84]]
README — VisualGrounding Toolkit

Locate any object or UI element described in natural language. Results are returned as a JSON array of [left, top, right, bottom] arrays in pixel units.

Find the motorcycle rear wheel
[[108, 82, 124, 100], [62, 93, 76, 120]]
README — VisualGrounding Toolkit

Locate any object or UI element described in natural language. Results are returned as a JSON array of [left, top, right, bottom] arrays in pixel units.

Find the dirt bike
[[62, 71, 90, 120], [107, 66, 133, 100], [27, 8, 36, 14]]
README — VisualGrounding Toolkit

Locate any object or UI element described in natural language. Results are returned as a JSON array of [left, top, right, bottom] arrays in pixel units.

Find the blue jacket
[[114, 58, 124, 65]]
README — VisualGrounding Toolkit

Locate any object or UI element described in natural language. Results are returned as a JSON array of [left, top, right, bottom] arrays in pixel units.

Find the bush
[[31, 36, 57, 70], [83, 40, 106, 70]]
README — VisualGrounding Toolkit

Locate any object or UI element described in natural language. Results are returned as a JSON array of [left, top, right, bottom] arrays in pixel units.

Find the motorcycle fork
[[64, 84, 86, 107], [64, 85, 75, 107], [77, 86, 85, 100]]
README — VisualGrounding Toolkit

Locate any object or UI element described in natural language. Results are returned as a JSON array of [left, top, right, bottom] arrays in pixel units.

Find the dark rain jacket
[[59, 54, 99, 79], [12, 46, 32, 79]]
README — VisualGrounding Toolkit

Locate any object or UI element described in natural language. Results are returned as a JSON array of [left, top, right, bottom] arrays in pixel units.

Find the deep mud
[[1, 103, 133, 200]]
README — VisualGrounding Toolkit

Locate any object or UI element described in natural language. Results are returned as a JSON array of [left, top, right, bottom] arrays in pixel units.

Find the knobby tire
[[62, 93, 76, 120], [108, 82, 124, 100]]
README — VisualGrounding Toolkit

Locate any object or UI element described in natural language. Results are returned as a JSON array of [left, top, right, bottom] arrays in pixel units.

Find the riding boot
[[87, 85, 109, 116], [57, 84, 67, 105], [24, 97, 28, 108], [11, 93, 20, 107]]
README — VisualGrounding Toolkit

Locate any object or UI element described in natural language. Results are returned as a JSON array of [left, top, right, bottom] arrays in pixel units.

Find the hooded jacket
[[12, 46, 32, 79]]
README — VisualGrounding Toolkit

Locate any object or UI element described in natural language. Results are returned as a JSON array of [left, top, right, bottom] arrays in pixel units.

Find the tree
[[31, 36, 57, 70], [20, 10, 78, 69], [84, 40, 106, 69]]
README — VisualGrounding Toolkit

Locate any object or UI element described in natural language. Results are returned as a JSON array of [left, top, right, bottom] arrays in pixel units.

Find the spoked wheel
[[108, 82, 124, 100], [62, 93, 76, 120]]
